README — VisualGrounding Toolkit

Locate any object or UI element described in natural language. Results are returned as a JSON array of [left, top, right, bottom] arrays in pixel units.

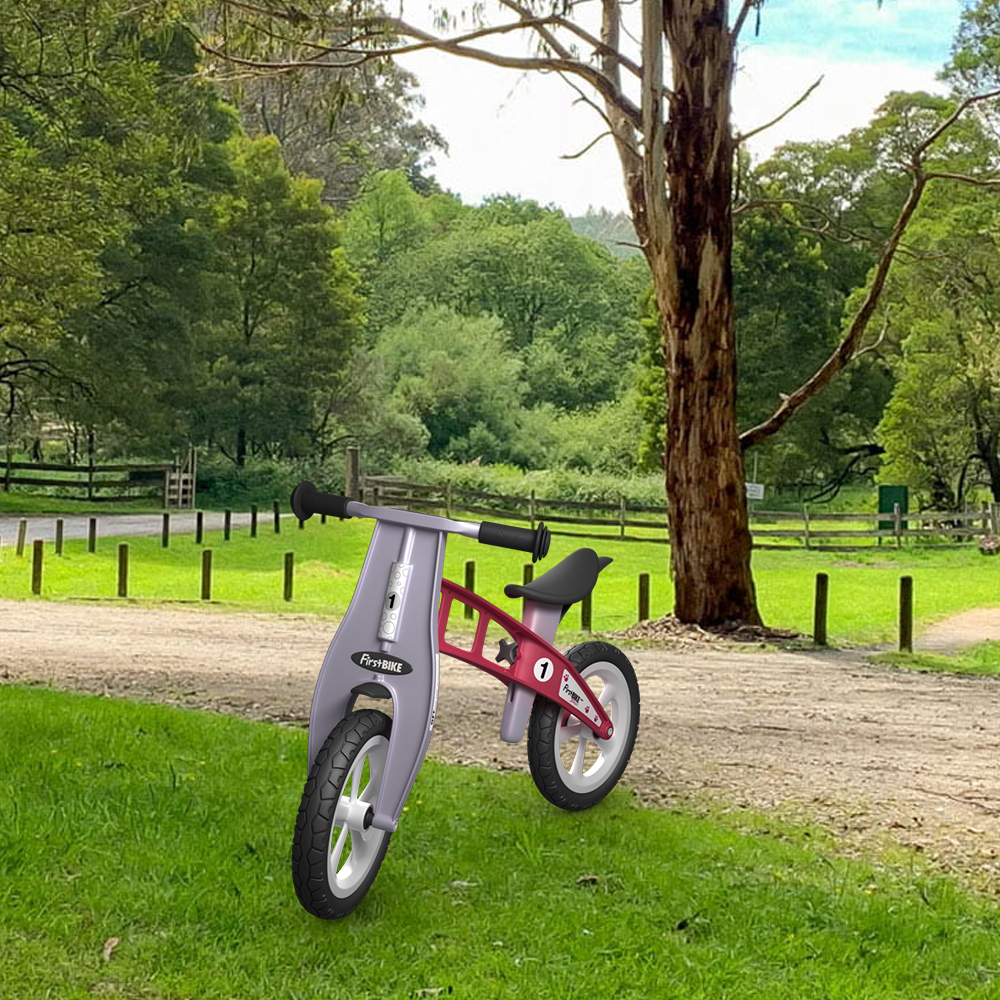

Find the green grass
[[871, 641, 1000, 676], [1, 509, 999, 644], [0, 492, 164, 515], [2, 685, 999, 999]]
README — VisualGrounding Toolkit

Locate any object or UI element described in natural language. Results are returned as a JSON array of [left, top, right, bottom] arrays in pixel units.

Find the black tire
[[526, 641, 640, 811], [292, 709, 393, 919]]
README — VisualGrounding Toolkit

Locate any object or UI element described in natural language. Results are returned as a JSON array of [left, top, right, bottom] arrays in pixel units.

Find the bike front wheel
[[292, 709, 393, 919], [526, 641, 640, 810]]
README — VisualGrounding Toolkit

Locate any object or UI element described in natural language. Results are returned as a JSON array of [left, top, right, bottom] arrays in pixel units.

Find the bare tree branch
[[735, 76, 823, 146], [199, 14, 642, 128], [560, 129, 612, 159], [924, 171, 1000, 187], [731, 0, 761, 42], [740, 87, 1000, 450]]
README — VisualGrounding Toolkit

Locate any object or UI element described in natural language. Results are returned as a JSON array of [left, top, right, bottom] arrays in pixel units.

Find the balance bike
[[288, 481, 641, 919]]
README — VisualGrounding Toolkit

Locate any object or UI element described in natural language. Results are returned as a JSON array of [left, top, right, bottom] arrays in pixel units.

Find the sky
[[395, 0, 964, 215]]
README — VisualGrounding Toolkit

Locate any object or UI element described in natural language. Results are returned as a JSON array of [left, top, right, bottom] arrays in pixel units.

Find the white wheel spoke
[[330, 825, 349, 870], [350, 760, 362, 800], [333, 793, 351, 826], [558, 721, 584, 745], [571, 736, 587, 776], [599, 681, 617, 707]]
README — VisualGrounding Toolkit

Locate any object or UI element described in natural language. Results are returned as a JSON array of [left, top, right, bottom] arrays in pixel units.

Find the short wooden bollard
[[118, 543, 129, 598], [224, 509, 232, 541], [31, 539, 43, 595], [162, 512, 170, 548], [88, 517, 97, 554], [196, 510, 204, 545], [16, 518, 27, 557], [522, 563, 533, 616], [250, 504, 258, 538], [321, 513, 327, 525], [273, 500, 281, 534], [638, 572, 650, 622], [899, 575, 913, 653], [55, 518, 64, 556], [201, 549, 212, 601], [298, 516, 304, 530], [813, 572, 829, 647], [284, 551, 294, 602], [464, 560, 476, 619], [581, 591, 592, 633]]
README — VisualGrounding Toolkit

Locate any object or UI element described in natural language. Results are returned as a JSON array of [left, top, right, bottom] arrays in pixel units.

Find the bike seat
[[504, 548, 612, 607]]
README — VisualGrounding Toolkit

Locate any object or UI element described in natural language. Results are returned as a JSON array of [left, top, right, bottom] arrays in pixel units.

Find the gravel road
[[3, 598, 999, 887]]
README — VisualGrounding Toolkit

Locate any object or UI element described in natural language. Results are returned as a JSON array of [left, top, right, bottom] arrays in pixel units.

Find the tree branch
[[740, 87, 1000, 450], [731, 0, 762, 42], [735, 76, 823, 146]]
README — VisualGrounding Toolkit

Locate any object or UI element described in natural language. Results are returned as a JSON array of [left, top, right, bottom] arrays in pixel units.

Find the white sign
[[745, 483, 765, 501]]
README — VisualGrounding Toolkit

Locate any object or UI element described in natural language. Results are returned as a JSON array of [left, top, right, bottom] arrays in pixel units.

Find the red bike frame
[[437, 579, 613, 740]]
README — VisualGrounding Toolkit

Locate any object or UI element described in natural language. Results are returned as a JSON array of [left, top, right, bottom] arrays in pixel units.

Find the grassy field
[[871, 641, 1000, 676], [1, 509, 998, 644], [0, 493, 164, 515], [2, 685, 999, 999]]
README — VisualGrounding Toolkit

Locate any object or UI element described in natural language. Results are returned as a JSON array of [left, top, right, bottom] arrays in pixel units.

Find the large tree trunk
[[653, 0, 761, 625]]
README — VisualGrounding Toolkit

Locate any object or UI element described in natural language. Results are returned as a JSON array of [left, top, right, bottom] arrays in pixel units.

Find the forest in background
[[2, 0, 1000, 511]]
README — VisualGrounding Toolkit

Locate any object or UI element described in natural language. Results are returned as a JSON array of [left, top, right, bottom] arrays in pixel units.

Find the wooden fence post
[[31, 539, 43, 595], [201, 549, 212, 601], [619, 496, 626, 538], [464, 560, 475, 619], [284, 551, 294, 602], [55, 518, 64, 556], [346, 445, 360, 500], [522, 563, 533, 618], [638, 572, 650, 622], [224, 509, 232, 541], [893, 502, 902, 548], [118, 543, 129, 598], [446, 485, 453, 520], [162, 512, 170, 548], [273, 499, 280, 534], [529, 489, 536, 531], [88, 517, 97, 554], [992, 502, 1000, 536], [813, 573, 829, 647], [16, 518, 27, 557], [250, 504, 258, 538], [196, 510, 204, 545], [899, 576, 913, 653], [802, 506, 811, 549], [581, 591, 592, 633]]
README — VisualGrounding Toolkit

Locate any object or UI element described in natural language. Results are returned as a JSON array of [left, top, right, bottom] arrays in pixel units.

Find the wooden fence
[[2, 450, 195, 508], [358, 475, 1000, 552]]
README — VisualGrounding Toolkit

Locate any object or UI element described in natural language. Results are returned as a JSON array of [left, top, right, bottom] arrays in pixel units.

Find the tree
[[204, 0, 1000, 625], [237, 60, 447, 210], [189, 135, 362, 466]]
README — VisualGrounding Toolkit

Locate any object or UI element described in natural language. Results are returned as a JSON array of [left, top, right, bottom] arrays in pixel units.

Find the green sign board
[[878, 485, 909, 533]]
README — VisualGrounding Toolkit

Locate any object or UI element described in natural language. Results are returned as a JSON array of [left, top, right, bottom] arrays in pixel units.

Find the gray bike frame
[[309, 500, 544, 835]]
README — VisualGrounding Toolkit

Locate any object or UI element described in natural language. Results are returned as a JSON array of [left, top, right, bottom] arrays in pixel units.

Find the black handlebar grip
[[290, 481, 353, 521], [478, 521, 551, 562]]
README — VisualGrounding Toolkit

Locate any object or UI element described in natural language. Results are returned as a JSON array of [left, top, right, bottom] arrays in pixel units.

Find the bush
[[196, 455, 345, 509]]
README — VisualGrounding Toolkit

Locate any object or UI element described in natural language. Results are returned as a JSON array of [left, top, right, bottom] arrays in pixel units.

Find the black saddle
[[504, 548, 612, 607]]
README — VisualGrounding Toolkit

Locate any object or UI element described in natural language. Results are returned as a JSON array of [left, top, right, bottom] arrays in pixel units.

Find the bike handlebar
[[290, 480, 551, 561], [291, 481, 353, 520], [478, 521, 551, 562]]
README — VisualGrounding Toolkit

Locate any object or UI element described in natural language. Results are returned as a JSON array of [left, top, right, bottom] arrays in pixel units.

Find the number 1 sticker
[[533, 657, 553, 682]]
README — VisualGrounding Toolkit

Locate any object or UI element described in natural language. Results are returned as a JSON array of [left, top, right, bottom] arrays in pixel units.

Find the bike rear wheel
[[526, 641, 640, 810], [292, 709, 392, 919]]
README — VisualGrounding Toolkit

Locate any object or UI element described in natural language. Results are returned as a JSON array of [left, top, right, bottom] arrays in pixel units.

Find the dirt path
[[2, 599, 999, 887], [918, 606, 1000, 653]]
